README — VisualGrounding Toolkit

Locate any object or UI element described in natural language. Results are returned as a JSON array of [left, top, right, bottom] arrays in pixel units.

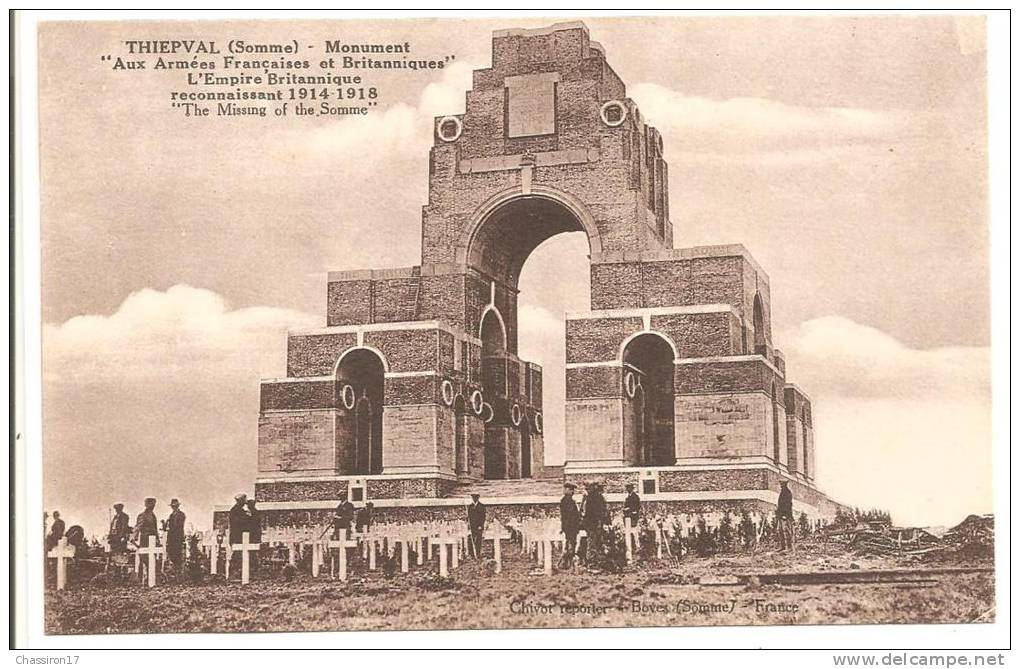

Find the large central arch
[[460, 187, 601, 278], [459, 187, 602, 356], [460, 188, 599, 479]]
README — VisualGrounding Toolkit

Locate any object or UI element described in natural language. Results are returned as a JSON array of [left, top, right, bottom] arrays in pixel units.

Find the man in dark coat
[[108, 503, 131, 554], [467, 494, 486, 559], [623, 483, 641, 527], [46, 510, 66, 552], [227, 493, 249, 579], [558, 483, 581, 569], [228, 494, 249, 544], [777, 481, 795, 551], [165, 499, 187, 567], [582, 482, 608, 565], [332, 500, 355, 539], [132, 498, 159, 548]]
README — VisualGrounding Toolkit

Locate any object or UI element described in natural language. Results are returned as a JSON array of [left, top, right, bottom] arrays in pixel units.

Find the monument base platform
[[216, 462, 845, 533]]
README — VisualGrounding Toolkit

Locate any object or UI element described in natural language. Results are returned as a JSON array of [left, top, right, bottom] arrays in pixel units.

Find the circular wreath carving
[[437, 115, 463, 142], [599, 100, 627, 127], [470, 390, 485, 416], [441, 379, 455, 406], [624, 371, 638, 399], [340, 384, 357, 410], [510, 403, 523, 427]]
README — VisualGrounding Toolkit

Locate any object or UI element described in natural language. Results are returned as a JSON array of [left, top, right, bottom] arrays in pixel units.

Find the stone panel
[[382, 405, 439, 472], [565, 397, 624, 464], [258, 410, 337, 474], [675, 392, 770, 460]]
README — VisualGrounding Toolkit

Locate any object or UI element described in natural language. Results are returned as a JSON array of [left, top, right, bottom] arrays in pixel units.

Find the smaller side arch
[[478, 304, 508, 346]]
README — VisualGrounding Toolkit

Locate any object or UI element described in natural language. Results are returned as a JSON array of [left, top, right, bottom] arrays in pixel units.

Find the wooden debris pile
[[827, 514, 994, 559]]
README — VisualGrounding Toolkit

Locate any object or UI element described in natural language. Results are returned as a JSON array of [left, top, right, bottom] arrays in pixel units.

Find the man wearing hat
[[132, 497, 159, 549], [623, 483, 642, 528], [467, 493, 486, 559], [165, 498, 187, 568], [108, 503, 131, 554], [228, 493, 249, 578], [228, 493, 248, 545], [558, 483, 581, 570]]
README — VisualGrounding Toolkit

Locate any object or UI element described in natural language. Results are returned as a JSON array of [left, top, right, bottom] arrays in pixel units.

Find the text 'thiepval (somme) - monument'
[[224, 22, 843, 528]]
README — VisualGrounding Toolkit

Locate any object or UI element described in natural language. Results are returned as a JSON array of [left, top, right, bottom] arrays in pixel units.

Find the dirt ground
[[44, 539, 995, 634]]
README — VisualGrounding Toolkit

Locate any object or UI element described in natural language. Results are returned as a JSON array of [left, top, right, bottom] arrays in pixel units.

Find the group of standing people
[[557, 481, 641, 569], [328, 499, 374, 539], [106, 497, 188, 567]]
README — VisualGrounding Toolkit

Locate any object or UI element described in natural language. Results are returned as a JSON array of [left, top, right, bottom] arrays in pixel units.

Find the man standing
[[228, 493, 248, 579], [467, 494, 486, 559], [777, 481, 795, 551], [582, 482, 608, 566], [132, 498, 159, 548], [332, 499, 355, 539], [228, 494, 248, 544], [623, 483, 641, 528], [108, 503, 131, 554], [46, 510, 66, 552], [558, 483, 581, 570], [165, 499, 187, 568]]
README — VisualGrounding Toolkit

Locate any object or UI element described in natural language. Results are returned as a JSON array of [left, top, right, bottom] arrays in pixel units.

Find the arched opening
[[771, 381, 781, 464], [622, 333, 676, 467], [466, 192, 598, 480], [336, 348, 384, 475], [753, 294, 766, 356]]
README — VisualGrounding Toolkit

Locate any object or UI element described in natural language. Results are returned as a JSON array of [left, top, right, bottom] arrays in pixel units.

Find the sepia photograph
[[11, 9, 1010, 655]]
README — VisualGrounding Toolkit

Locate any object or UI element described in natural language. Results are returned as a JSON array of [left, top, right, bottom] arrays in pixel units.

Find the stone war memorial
[[222, 22, 843, 534]]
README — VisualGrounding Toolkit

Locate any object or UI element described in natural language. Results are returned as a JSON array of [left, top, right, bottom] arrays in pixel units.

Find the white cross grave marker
[[48, 538, 75, 591], [137, 536, 164, 588], [327, 535, 358, 581], [231, 531, 259, 585]]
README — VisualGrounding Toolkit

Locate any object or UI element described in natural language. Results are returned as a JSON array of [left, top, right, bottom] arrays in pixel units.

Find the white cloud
[[779, 316, 991, 526], [629, 82, 910, 157], [43, 286, 317, 537], [778, 315, 989, 400], [43, 284, 317, 381]]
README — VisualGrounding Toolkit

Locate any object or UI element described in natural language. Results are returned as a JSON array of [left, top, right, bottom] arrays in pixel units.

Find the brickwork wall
[[566, 317, 642, 363], [675, 358, 783, 396], [650, 311, 741, 358], [287, 332, 357, 377], [260, 380, 333, 411]]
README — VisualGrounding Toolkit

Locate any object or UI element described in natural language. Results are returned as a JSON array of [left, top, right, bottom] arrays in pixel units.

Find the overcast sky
[[39, 15, 990, 534]]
